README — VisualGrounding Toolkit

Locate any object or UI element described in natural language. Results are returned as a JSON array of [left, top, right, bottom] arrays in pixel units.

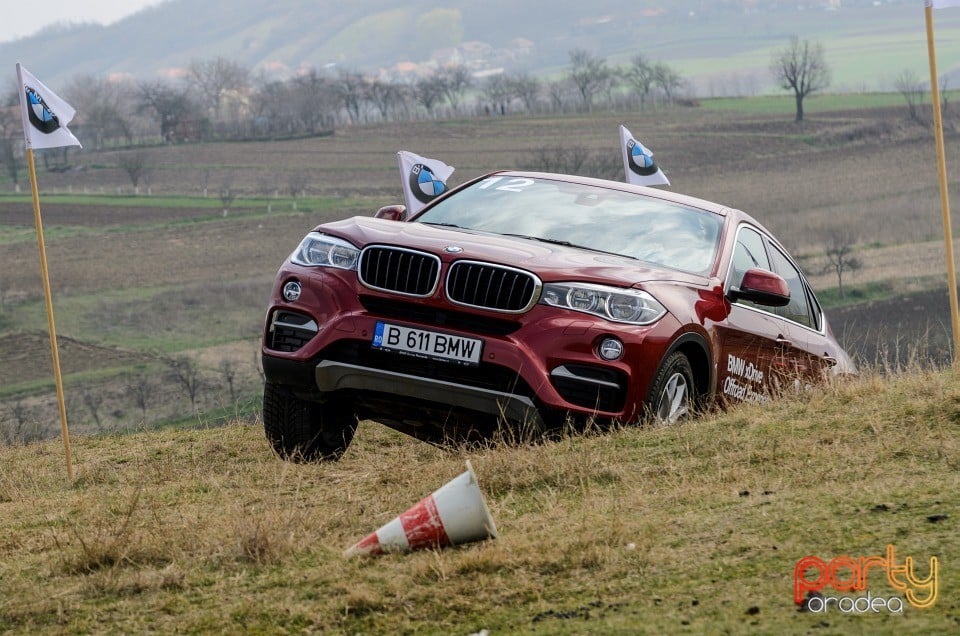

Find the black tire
[[262, 382, 357, 462], [645, 351, 696, 425]]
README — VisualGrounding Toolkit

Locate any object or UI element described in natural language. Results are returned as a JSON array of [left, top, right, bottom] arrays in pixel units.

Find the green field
[[701, 92, 934, 114], [0, 368, 956, 633]]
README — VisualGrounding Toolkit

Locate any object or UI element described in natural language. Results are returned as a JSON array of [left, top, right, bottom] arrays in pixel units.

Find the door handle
[[775, 336, 793, 348]]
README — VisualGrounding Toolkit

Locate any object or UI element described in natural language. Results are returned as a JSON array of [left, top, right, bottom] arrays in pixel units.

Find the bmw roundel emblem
[[444, 245, 463, 253], [26, 86, 60, 135], [626, 138, 659, 177], [409, 163, 447, 204]]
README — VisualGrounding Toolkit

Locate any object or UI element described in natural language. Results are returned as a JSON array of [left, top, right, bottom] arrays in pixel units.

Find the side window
[[768, 245, 815, 329], [730, 227, 771, 311], [731, 227, 771, 287]]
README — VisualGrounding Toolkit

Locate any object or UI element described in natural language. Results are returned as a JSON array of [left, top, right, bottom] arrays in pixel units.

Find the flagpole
[[925, 4, 960, 364], [26, 147, 73, 480]]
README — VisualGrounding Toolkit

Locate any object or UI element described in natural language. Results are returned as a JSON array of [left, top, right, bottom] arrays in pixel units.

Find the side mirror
[[374, 204, 407, 221], [729, 268, 791, 307]]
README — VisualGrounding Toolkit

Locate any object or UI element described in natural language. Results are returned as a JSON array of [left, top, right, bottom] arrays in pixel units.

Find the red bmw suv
[[261, 172, 854, 461]]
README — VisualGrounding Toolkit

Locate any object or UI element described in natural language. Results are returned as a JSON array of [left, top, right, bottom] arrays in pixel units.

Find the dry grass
[[1, 367, 958, 634]]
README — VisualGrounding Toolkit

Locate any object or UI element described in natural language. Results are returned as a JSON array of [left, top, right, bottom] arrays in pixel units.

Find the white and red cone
[[344, 460, 497, 557]]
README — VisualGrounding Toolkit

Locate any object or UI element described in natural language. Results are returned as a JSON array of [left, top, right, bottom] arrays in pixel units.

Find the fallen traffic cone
[[344, 460, 498, 557]]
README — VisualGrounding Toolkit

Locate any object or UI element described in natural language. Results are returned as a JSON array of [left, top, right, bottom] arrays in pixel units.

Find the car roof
[[488, 170, 732, 217]]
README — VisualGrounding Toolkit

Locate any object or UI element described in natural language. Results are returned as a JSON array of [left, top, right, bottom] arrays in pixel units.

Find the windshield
[[414, 175, 723, 274]]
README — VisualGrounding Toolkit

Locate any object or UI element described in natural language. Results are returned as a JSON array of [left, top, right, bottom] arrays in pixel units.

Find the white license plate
[[372, 322, 482, 365]]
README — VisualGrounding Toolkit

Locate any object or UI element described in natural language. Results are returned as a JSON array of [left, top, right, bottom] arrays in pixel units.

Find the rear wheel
[[263, 382, 357, 462], [645, 352, 696, 425]]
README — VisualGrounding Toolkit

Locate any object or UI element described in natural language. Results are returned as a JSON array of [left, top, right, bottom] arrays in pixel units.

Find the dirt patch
[[0, 332, 155, 388], [0, 214, 323, 298], [829, 288, 954, 367], [0, 203, 215, 227]]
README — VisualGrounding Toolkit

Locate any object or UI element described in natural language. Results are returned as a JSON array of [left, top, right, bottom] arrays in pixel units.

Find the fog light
[[282, 280, 302, 302], [598, 337, 623, 361]]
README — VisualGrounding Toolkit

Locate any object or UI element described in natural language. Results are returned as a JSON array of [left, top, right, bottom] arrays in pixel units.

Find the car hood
[[315, 216, 711, 288]]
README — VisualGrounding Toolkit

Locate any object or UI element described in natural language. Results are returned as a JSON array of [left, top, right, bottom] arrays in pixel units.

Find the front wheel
[[263, 382, 357, 462], [645, 352, 696, 425]]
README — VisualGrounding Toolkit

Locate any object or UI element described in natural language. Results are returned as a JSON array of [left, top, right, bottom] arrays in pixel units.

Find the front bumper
[[262, 265, 681, 425]]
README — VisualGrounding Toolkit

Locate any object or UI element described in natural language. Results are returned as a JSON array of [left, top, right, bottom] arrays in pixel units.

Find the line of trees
[[12, 34, 951, 184], [0, 52, 689, 154]]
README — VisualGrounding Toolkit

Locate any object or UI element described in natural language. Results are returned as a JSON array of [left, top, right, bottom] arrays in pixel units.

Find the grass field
[[700, 92, 941, 114], [0, 368, 956, 633]]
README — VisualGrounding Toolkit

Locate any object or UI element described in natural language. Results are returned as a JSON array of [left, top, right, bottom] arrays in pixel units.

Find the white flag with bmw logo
[[619, 125, 668, 187], [16, 63, 82, 150], [398, 151, 454, 216]]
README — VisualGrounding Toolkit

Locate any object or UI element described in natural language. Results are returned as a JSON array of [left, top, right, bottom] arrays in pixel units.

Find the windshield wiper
[[501, 233, 637, 259], [421, 222, 464, 229], [502, 233, 573, 247]]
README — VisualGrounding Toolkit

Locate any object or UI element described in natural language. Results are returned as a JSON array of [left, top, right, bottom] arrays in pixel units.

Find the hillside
[[3, 0, 960, 94], [0, 368, 956, 633]]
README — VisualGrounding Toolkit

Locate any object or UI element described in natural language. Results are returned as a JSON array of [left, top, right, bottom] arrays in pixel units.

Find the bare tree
[[771, 36, 831, 123], [547, 79, 572, 112], [117, 150, 152, 193], [290, 70, 334, 134], [186, 56, 250, 120], [334, 70, 367, 124], [435, 65, 472, 112], [66, 75, 133, 148], [251, 78, 290, 135], [626, 54, 657, 110], [822, 231, 862, 299], [507, 72, 540, 112], [219, 359, 238, 405], [219, 183, 237, 216], [130, 374, 152, 420], [366, 78, 403, 121], [413, 76, 445, 116], [258, 173, 279, 212], [138, 81, 199, 142], [894, 69, 927, 126], [199, 168, 211, 197], [82, 389, 105, 432], [288, 172, 309, 210], [483, 74, 512, 113], [167, 356, 204, 411], [567, 49, 612, 112], [652, 62, 684, 103]]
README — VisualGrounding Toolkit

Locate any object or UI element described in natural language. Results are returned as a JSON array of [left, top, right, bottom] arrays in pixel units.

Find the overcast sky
[[0, 0, 166, 44]]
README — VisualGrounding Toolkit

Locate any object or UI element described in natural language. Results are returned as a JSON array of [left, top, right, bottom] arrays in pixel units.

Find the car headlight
[[290, 232, 359, 270], [540, 282, 666, 325]]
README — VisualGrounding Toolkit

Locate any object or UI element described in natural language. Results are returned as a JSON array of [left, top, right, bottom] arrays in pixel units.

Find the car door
[[765, 242, 838, 386], [717, 225, 795, 405]]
